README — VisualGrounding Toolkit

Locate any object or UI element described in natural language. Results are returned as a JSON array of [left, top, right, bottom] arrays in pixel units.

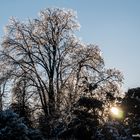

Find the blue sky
[[0, 0, 140, 90]]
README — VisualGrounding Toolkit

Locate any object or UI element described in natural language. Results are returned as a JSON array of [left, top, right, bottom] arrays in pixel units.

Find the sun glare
[[110, 107, 124, 119], [111, 107, 119, 115]]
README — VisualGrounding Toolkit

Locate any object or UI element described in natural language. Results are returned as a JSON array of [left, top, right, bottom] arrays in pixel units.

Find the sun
[[110, 107, 124, 119], [111, 107, 119, 115]]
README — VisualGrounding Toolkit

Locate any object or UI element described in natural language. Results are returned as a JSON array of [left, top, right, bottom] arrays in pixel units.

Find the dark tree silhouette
[[0, 110, 43, 140], [58, 97, 103, 139], [121, 87, 140, 138]]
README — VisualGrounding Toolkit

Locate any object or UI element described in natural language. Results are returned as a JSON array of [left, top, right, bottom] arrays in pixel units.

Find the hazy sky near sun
[[0, 0, 140, 90]]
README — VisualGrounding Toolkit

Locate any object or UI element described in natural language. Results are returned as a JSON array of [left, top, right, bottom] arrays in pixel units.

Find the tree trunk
[[48, 45, 57, 116], [0, 92, 2, 111], [48, 77, 55, 116]]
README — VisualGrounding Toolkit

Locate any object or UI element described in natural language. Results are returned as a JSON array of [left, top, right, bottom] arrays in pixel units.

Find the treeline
[[0, 8, 139, 140]]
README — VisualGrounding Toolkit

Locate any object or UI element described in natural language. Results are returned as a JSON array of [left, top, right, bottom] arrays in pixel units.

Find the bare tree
[[0, 8, 123, 119]]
